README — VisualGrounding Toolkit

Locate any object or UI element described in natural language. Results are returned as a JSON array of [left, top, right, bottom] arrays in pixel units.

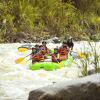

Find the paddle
[[53, 53, 60, 63], [18, 47, 28, 52], [15, 54, 31, 64], [15, 49, 41, 64], [18, 44, 33, 52], [16, 48, 60, 65], [20, 58, 32, 65]]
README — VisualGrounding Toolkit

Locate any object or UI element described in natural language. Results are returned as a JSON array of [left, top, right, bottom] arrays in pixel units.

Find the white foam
[[0, 41, 100, 100]]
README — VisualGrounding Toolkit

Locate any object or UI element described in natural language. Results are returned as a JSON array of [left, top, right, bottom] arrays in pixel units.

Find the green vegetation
[[80, 41, 100, 76], [0, 0, 100, 42]]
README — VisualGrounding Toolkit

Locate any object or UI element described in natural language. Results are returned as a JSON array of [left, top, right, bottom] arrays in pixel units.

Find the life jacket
[[32, 47, 44, 62], [58, 47, 68, 60], [52, 48, 59, 62], [32, 53, 44, 62]]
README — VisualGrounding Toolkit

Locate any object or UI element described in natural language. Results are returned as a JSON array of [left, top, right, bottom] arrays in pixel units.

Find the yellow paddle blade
[[15, 57, 25, 64], [21, 61, 27, 66], [18, 48, 28, 52]]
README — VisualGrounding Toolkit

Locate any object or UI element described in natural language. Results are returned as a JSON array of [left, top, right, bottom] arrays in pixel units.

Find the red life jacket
[[32, 46, 44, 62], [58, 47, 68, 60], [32, 53, 44, 62]]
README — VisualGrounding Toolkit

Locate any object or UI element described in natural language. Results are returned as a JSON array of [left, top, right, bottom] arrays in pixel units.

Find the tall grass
[[80, 41, 100, 76]]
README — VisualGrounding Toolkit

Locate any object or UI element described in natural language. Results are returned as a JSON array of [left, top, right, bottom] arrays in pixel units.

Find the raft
[[29, 55, 73, 71]]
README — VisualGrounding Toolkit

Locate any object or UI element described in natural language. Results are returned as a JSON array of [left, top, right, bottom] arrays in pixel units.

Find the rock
[[28, 74, 100, 100], [44, 37, 60, 43], [20, 44, 32, 49], [52, 37, 60, 43], [88, 69, 95, 75]]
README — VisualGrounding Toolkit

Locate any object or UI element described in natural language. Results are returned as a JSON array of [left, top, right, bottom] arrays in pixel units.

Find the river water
[[0, 41, 100, 100]]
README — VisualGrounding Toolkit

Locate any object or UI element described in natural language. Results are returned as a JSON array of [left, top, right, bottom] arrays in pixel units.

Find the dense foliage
[[0, 0, 100, 42]]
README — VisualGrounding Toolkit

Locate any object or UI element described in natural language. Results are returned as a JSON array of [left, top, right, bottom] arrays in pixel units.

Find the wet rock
[[19, 44, 32, 49], [28, 74, 100, 100], [88, 69, 95, 75], [45, 37, 60, 43], [52, 37, 60, 43]]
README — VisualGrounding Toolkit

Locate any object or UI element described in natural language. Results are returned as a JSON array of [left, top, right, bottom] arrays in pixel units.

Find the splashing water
[[0, 42, 100, 100]]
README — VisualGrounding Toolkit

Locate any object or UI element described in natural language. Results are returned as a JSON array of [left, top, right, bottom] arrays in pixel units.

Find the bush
[[0, 0, 100, 42]]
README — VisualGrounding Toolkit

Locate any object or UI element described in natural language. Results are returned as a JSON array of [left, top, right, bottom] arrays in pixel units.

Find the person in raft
[[52, 41, 68, 62], [66, 37, 77, 59], [66, 37, 80, 59], [31, 44, 44, 63], [66, 37, 74, 50], [39, 41, 50, 58], [52, 48, 59, 62]]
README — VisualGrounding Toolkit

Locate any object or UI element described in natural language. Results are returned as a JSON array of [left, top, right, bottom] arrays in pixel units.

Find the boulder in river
[[28, 74, 100, 100]]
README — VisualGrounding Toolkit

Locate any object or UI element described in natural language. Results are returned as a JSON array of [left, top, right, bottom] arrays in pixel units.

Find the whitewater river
[[0, 41, 100, 100]]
